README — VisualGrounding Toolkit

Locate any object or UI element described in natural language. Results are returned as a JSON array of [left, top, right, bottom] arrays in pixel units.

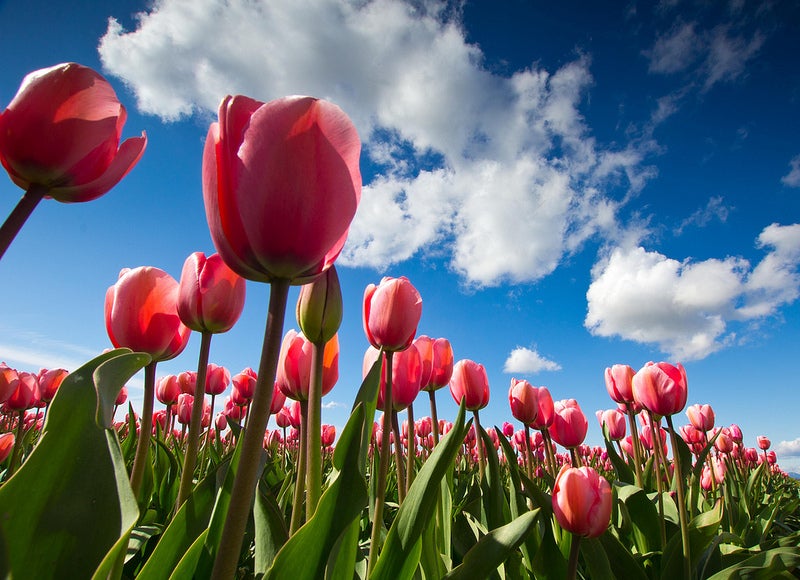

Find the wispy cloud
[[322, 400, 347, 410], [585, 223, 800, 360], [99, 0, 654, 287], [503, 347, 562, 374], [674, 196, 731, 235], [782, 154, 800, 188]]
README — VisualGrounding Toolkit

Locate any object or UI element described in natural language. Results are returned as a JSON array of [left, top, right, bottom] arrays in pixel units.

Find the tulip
[[415, 336, 453, 444], [0, 432, 14, 463], [449, 359, 490, 412], [686, 403, 715, 432], [115, 385, 128, 406], [204, 364, 230, 396], [365, 346, 422, 412], [296, 265, 342, 345], [757, 435, 771, 450], [321, 424, 336, 448], [363, 276, 423, 352], [5, 371, 37, 412], [156, 374, 181, 407], [177, 371, 197, 395], [0, 363, 18, 403], [550, 399, 588, 450], [232, 368, 257, 402], [596, 409, 626, 441], [178, 252, 246, 334], [552, 465, 612, 539], [632, 361, 688, 418], [36, 368, 68, 405], [508, 378, 539, 426], [604, 364, 635, 404], [277, 330, 339, 401], [0, 63, 146, 259]]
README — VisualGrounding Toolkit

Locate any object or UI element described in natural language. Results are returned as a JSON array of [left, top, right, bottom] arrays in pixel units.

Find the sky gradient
[[1, 0, 799, 470]]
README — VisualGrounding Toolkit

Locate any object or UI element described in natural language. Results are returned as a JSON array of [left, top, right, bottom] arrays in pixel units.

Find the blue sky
[[1, 0, 799, 470]]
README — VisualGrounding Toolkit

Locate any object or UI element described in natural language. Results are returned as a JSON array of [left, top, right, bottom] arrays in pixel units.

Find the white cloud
[[702, 25, 763, 91], [99, 0, 653, 287], [646, 21, 701, 74], [775, 438, 800, 458], [322, 400, 347, 409], [503, 347, 562, 374], [585, 223, 800, 360], [674, 196, 731, 235], [782, 155, 800, 188]]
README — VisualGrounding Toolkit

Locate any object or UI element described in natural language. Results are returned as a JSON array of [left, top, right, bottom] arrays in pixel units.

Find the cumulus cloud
[[99, 0, 653, 286], [775, 438, 800, 458], [782, 155, 800, 188], [585, 223, 800, 360], [503, 347, 562, 374]]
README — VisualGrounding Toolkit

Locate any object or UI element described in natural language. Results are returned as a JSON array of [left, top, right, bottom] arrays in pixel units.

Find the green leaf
[[617, 484, 661, 555], [580, 536, 614, 580], [265, 404, 369, 580], [169, 529, 209, 580], [0, 349, 148, 579], [254, 481, 289, 576], [371, 402, 469, 580], [480, 426, 509, 531], [661, 498, 723, 578], [707, 547, 800, 580], [604, 429, 635, 485], [598, 531, 649, 580], [444, 510, 539, 580]]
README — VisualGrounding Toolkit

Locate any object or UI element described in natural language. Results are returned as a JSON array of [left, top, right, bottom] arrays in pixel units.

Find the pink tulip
[[202, 95, 361, 284], [596, 409, 626, 441], [176, 393, 194, 425], [632, 361, 688, 418], [205, 363, 231, 396], [416, 336, 455, 391], [178, 252, 246, 334], [0, 63, 146, 202], [715, 430, 734, 454], [5, 371, 37, 411], [178, 371, 197, 395], [105, 267, 191, 362], [363, 276, 422, 352], [0, 432, 15, 463], [115, 385, 128, 406], [277, 330, 339, 401], [269, 383, 287, 415], [449, 359, 490, 411], [232, 368, 257, 402], [552, 465, 612, 538], [530, 386, 555, 430], [156, 374, 181, 406], [757, 436, 771, 450], [728, 424, 743, 443], [550, 399, 588, 449], [502, 421, 515, 438], [0, 363, 18, 403], [508, 378, 539, 425], [686, 403, 715, 432], [604, 364, 635, 405], [365, 345, 423, 412], [321, 424, 336, 447], [36, 368, 68, 404]]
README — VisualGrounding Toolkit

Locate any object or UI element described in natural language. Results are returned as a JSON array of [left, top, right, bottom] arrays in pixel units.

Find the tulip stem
[[211, 279, 290, 580], [130, 362, 157, 498], [391, 410, 406, 503], [0, 184, 46, 262], [176, 331, 213, 511], [646, 411, 667, 549], [542, 428, 558, 482], [524, 424, 534, 482], [625, 402, 644, 488], [472, 410, 486, 481], [368, 350, 393, 576], [428, 389, 440, 445], [566, 534, 582, 580], [305, 339, 325, 519], [666, 415, 692, 580], [405, 403, 416, 494], [291, 400, 309, 534], [6, 411, 26, 478], [200, 393, 217, 479]]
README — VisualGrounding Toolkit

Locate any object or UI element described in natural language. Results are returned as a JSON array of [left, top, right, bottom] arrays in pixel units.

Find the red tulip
[[5, 371, 37, 411], [156, 374, 181, 406], [232, 368, 257, 402], [363, 276, 422, 352], [604, 364, 635, 405], [202, 95, 361, 284], [269, 383, 286, 415], [552, 465, 612, 538], [277, 330, 339, 401], [416, 336, 454, 392], [104, 267, 191, 361], [205, 363, 231, 396], [632, 361, 688, 418], [530, 386, 555, 430], [449, 359, 490, 411], [686, 403, 714, 432], [37, 368, 68, 404], [178, 371, 197, 395], [115, 385, 128, 406], [321, 424, 336, 447], [550, 399, 588, 449], [0, 432, 15, 463], [0, 363, 19, 403], [757, 435, 771, 450], [508, 378, 539, 425], [178, 252, 246, 334], [0, 63, 146, 202], [596, 409, 626, 441], [365, 344, 422, 412]]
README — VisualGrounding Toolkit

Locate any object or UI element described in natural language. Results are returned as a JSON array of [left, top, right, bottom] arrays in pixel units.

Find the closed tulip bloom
[[632, 361, 688, 418], [5, 371, 37, 411], [365, 345, 423, 412], [115, 385, 128, 406], [178, 371, 197, 395], [596, 409, 626, 441], [449, 359, 490, 411], [232, 368, 257, 402], [37, 368, 68, 404], [205, 363, 231, 396], [757, 435, 771, 450], [604, 364, 635, 405], [0, 63, 146, 202], [686, 403, 715, 432], [715, 430, 734, 454], [176, 393, 194, 425], [508, 378, 539, 425], [414, 336, 434, 387], [269, 383, 286, 415], [296, 265, 343, 345], [363, 276, 422, 352], [0, 363, 19, 403], [277, 330, 339, 401], [105, 267, 191, 362], [156, 374, 181, 406], [530, 386, 555, 430], [552, 465, 612, 538], [178, 252, 246, 334], [0, 432, 15, 463], [321, 424, 336, 447], [275, 406, 293, 429], [202, 95, 361, 284], [550, 399, 588, 449], [728, 424, 743, 443]]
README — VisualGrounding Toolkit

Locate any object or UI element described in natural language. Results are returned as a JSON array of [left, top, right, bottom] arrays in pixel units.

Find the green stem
[[305, 340, 324, 519], [542, 428, 558, 481], [200, 392, 217, 479], [646, 411, 667, 549], [130, 362, 157, 498], [176, 331, 213, 510], [428, 389, 440, 445], [666, 415, 692, 580], [6, 410, 26, 478], [524, 424, 534, 482], [626, 402, 644, 488], [367, 350, 393, 576], [290, 400, 309, 534], [0, 184, 46, 261], [211, 279, 290, 580], [472, 410, 486, 481], [567, 534, 582, 580], [405, 402, 416, 494], [392, 410, 406, 504]]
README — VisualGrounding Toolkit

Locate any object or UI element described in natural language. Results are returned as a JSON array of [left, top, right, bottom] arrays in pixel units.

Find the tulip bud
[[550, 399, 588, 449], [552, 466, 612, 538], [178, 252, 246, 334], [449, 359, 490, 411], [296, 265, 342, 345], [508, 378, 539, 425], [632, 361, 688, 418], [363, 276, 422, 352]]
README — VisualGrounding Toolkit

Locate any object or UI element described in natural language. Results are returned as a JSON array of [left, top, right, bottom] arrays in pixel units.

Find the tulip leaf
[[617, 484, 661, 555], [604, 433, 635, 485], [0, 349, 148, 580], [598, 529, 649, 580], [707, 547, 800, 580], [661, 498, 723, 578], [371, 402, 468, 580], [443, 510, 539, 580], [480, 426, 509, 531], [254, 480, 289, 576], [579, 536, 614, 580], [265, 403, 368, 579], [169, 529, 209, 580]]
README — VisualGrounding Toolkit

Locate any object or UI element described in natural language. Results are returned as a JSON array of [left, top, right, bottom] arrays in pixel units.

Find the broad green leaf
[[598, 531, 649, 580], [662, 498, 723, 578], [169, 529, 208, 580], [580, 536, 614, 580], [480, 426, 509, 531], [265, 404, 368, 580], [707, 547, 800, 580], [0, 349, 148, 580], [371, 402, 468, 580], [444, 510, 539, 580], [254, 481, 289, 576], [617, 484, 661, 555], [604, 429, 635, 485]]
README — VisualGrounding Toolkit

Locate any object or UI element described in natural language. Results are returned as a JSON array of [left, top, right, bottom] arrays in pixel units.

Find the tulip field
[[1, 64, 799, 580]]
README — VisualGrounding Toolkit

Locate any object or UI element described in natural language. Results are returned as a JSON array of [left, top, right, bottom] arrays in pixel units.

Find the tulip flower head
[[552, 465, 612, 538], [757, 435, 771, 450], [205, 363, 231, 396], [277, 330, 339, 401], [363, 276, 422, 352], [550, 399, 589, 449], [632, 361, 688, 418], [449, 359, 490, 411], [508, 378, 539, 426], [364, 345, 423, 412], [202, 95, 361, 284], [416, 336, 454, 392], [604, 364, 635, 405], [296, 265, 343, 344], [0, 363, 18, 403], [178, 252, 246, 334], [686, 403, 715, 432], [596, 409, 626, 441], [37, 368, 68, 404]]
